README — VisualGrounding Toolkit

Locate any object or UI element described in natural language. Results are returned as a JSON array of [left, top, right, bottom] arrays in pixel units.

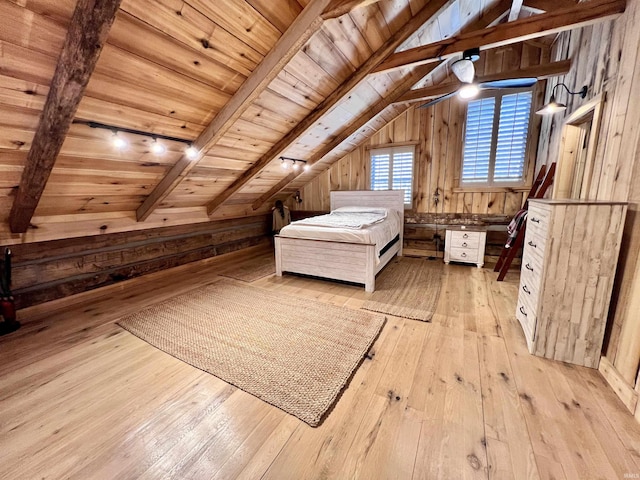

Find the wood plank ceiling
[[0, 0, 623, 236]]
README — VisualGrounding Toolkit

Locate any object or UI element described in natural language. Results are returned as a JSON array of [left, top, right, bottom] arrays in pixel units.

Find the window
[[370, 145, 414, 206], [461, 90, 533, 186]]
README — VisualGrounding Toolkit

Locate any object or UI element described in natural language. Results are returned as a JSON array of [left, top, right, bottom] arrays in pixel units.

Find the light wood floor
[[1, 245, 640, 480]]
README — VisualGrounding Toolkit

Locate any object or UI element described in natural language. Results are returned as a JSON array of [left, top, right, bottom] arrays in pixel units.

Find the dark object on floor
[[0, 248, 20, 336]]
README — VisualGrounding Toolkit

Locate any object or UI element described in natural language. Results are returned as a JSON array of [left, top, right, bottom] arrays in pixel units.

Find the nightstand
[[444, 227, 487, 268]]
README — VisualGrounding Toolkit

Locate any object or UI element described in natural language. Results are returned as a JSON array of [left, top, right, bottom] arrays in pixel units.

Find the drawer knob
[[523, 285, 531, 294], [528, 240, 537, 248], [519, 306, 527, 316], [525, 263, 534, 272], [531, 217, 540, 223], [461, 252, 467, 257], [462, 242, 467, 247], [462, 233, 469, 239]]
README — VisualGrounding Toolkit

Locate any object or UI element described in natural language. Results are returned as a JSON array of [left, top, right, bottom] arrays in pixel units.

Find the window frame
[[369, 144, 416, 208], [460, 87, 534, 188]]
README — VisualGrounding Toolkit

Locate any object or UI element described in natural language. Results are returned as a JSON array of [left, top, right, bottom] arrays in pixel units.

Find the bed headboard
[[330, 190, 405, 255], [330, 190, 405, 215]]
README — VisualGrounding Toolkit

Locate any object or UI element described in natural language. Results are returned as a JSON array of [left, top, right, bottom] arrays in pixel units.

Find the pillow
[[332, 206, 389, 214]]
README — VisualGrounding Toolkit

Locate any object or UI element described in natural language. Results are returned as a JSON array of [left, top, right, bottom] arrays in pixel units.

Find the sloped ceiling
[[0, 0, 617, 241]]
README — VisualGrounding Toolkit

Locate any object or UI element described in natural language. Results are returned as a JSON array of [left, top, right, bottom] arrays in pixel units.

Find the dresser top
[[528, 199, 628, 206]]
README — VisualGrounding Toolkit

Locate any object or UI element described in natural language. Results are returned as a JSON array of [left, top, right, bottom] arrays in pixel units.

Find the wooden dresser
[[516, 199, 627, 368], [444, 227, 487, 268]]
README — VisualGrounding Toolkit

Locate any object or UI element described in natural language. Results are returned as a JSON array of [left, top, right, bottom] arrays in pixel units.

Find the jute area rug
[[219, 254, 275, 282], [362, 256, 443, 322], [117, 279, 385, 426]]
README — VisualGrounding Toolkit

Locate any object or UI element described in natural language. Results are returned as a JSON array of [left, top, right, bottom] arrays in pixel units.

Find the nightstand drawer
[[448, 247, 478, 263]]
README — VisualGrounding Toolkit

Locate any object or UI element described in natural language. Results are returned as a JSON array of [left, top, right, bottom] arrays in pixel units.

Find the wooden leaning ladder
[[494, 163, 556, 281]]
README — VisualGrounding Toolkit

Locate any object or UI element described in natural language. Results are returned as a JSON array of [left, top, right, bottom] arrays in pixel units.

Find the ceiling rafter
[[509, 0, 525, 21], [397, 59, 572, 104], [523, 0, 579, 12], [8, 0, 122, 234], [135, 0, 334, 222], [205, 0, 461, 216], [373, 0, 625, 74], [322, 0, 383, 19], [251, 1, 514, 209]]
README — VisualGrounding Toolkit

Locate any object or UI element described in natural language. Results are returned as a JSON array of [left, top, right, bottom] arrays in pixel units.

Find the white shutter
[[494, 91, 532, 183], [461, 90, 532, 186], [462, 97, 496, 184], [370, 150, 391, 191], [391, 146, 414, 205], [370, 146, 414, 206]]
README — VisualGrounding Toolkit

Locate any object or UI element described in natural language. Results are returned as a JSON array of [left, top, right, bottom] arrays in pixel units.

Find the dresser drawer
[[527, 206, 551, 235], [448, 247, 478, 263], [516, 299, 537, 350]]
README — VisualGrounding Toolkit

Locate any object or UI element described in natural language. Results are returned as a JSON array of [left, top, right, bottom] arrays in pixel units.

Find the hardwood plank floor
[[1, 245, 639, 479]]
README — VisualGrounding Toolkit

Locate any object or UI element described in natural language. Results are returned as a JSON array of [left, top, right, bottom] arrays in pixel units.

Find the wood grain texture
[[8, 0, 122, 233], [374, 0, 626, 73], [1, 246, 640, 477], [135, 0, 332, 221]]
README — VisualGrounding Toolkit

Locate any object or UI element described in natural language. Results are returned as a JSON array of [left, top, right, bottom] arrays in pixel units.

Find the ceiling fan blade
[[418, 91, 457, 109], [479, 78, 537, 89]]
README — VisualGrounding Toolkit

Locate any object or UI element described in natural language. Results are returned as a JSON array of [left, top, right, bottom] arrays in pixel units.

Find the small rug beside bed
[[362, 257, 443, 322], [117, 279, 384, 427]]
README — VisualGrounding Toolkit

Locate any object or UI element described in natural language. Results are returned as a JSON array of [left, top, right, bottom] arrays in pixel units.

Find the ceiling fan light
[[451, 58, 475, 84], [459, 83, 480, 99]]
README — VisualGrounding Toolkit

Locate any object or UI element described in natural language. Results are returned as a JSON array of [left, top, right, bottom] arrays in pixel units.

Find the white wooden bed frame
[[274, 190, 404, 292]]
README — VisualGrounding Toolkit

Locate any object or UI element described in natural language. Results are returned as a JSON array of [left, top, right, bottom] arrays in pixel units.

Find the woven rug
[[362, 257, 443, 322], [220, 255, 275, 282], [117, 279, 384, 426]]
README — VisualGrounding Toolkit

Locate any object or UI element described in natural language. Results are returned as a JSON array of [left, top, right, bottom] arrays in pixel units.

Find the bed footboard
[[275, 236, 384, 292]]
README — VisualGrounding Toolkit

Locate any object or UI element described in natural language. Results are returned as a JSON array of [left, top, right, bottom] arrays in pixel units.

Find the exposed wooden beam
[[397, 59, 572, 104], [373, 0, 625, 74], [509, 0, 525, 21], [322, 0, 383, 19], [205, 0, 461, 216], [523, 0, 579, 12], [136, 0, 333, 222], [251, 65, 437, 210], [9, 0, 122, 234], [251, 3, 512, 210]]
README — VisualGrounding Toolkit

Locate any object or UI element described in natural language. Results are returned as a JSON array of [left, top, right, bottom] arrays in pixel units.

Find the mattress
[[278, 209, 402, 259]]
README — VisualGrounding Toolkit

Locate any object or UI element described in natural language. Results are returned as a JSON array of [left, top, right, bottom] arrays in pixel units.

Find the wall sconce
[[536, 83, 588, 115], [280, 156, 310, 172], [294, 190, 303, 204], [73, 120, 200, 159]]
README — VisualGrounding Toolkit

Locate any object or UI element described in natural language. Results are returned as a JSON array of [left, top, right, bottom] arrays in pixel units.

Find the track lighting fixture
[[536, 83, 588, 115], [73, 120, 198, 159], [279, 156, 309, 171]]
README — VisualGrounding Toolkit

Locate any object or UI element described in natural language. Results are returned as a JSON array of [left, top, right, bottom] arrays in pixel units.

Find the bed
[[274, 190, 404, 292]]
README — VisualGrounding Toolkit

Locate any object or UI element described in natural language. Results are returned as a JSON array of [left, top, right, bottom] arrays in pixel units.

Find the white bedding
[[278, 208, 402, 260]]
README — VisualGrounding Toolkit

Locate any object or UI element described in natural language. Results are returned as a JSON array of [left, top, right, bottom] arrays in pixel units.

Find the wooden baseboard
[[599, 355, 639, 414]]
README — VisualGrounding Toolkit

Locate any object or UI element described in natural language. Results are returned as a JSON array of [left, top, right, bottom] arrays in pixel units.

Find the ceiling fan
[[418, 48, 537, 109]]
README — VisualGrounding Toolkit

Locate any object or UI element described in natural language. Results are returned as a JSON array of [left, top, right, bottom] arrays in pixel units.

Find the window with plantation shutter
[[461, 90, 533, 186], [370, 145, 414, 206]]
